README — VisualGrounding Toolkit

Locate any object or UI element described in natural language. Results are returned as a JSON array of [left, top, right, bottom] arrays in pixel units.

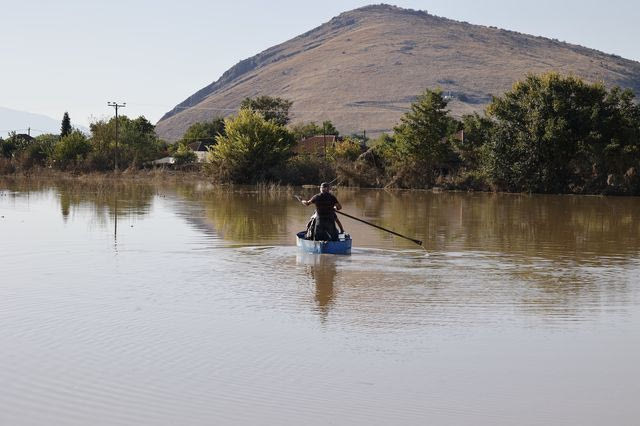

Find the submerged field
[[1, 179, 639, 425]]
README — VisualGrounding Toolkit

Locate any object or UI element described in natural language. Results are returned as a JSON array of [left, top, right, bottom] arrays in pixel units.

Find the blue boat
[[296, 231, 352, 255]]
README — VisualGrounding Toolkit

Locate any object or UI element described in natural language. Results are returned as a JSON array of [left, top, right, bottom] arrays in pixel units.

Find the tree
[[485, 72, 640, 193], [61, 112, 72, 138], [89, 115, 162, 169], [0, 134, 16, 158], [240, 96, 293, 126], [457, 113, 494, 170], [173, 143, 197, 165], [289, 120, 339, 140], [390, 89, 460, 186], [53, 130, 91, 168], [208, 109, 295, 182], [330, 137, 363, 162], [180, 117, 225, 145], [20, 134, 59, 167], [0, 132, 33, 158], [321, 120, 339, 136]]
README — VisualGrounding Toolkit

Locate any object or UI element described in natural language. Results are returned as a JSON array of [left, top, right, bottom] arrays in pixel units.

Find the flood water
[[1, 178, 639, 425]]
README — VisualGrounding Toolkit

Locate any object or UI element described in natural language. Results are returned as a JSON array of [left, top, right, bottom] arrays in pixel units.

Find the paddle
[[294, 195, 423, 247], [334, 210, 423, 247]]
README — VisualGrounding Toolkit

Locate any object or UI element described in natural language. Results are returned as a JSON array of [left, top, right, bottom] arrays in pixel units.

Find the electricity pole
[[107, 102, 126, 171]]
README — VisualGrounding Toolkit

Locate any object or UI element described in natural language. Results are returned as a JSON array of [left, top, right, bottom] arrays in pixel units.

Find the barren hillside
[[156, 4, 640, 141]]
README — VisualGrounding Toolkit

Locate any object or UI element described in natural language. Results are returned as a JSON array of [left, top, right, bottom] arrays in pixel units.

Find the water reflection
[[56, 180, 154, 223], [2, 180, 639, 426], [297, 253, 338, 321], [1, 177, 639, 325], [3, 179, 640, 265]]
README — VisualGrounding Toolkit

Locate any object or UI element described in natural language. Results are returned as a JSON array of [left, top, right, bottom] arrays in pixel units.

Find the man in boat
[[301, 182, 343, 241]]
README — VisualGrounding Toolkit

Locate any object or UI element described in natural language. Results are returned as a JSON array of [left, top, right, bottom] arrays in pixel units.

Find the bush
[[173, 144, 197, 165], [208, 109, 295, 183], [330, 137, 364, 161], [53, 131, 91, 169], [274, 155, 335, 185], [89, 115, 162, 169], [486, 73, 640, 193]]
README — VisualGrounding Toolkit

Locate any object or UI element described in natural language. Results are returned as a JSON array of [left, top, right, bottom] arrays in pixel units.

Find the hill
[[156, 4, 640, 141], [0, 107, 62, 137]]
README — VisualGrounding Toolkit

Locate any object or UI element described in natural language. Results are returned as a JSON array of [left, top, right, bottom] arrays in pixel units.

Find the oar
[[294, 194, 424, 248], [335, 210, 423, 247]]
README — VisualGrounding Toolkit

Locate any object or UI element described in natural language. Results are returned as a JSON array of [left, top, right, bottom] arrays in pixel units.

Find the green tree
[[61, 112, 72, 138], [180, 117, 225, 144], [321, 120, 339, 136], [208, 109, 295, 182], [390, 89, 460, 186], [290, 121, 322, 140], [53, 130, 91, 168], [457, 113, 494, 170], [0, 132, 33, 158], [330, 137, 364, 162], [240, 96, 293, 126], [290, 120, 339, 141], [89, 115, 162, 169], [18, 133, 59, 167], [486, 72, 640, 193], [173, 143, 197, 165], [0, 134, 16, 158]]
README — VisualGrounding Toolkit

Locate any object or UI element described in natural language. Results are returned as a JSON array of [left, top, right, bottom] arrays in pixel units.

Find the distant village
[[2, 73, 640, 195]]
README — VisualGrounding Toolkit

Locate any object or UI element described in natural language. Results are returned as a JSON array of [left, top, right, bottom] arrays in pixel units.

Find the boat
[[296, 231, 352, 255]]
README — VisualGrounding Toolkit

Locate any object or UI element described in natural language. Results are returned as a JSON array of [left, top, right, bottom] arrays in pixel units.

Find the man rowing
[[301, 182, 343, 241]]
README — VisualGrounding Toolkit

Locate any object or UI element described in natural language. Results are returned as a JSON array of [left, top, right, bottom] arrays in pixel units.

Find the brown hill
[[156, 4, 640, 141]]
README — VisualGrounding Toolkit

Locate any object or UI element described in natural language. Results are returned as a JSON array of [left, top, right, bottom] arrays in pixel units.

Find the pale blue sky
[[1, 0, 638, 129]]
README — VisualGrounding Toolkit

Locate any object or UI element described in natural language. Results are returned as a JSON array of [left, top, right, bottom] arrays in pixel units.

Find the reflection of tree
[[54, 180, 154, 224], [0, 178, 155, 225], [176, 186, 303, 243], [297, 253, 337, 321], [210, 193, 285, 241], [344, 190, 640, 262]]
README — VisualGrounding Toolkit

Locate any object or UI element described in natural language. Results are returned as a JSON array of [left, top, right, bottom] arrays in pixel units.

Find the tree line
[[0, 114, 163, 172], [2, 73, 639, 194]]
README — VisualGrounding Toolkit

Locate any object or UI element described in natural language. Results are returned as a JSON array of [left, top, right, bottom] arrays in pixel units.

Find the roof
[[294, 135, 340, 155], [15, 133, 35, 141], [187, 140, 215, 151]]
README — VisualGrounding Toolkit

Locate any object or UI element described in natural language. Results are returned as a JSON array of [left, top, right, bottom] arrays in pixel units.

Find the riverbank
[[1, 165, 637, 197]]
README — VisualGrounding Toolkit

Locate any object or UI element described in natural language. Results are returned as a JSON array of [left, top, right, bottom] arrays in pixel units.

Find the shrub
[[173, 144, 197, 165], [53, 131, 91, 169], [330, 137, 364, 161], [208, 109, 295, 183]]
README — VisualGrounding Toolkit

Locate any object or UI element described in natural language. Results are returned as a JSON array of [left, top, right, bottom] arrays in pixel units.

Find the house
[[294, 135, 342, 156], [15, 134, 35, 143], [188, 140, 214, 162]]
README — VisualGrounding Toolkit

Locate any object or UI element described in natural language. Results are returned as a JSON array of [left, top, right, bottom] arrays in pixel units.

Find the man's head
[[320, 182, 331, 193]]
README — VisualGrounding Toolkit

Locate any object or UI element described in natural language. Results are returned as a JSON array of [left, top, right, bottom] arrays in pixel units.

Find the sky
[[1, 0, 639, 131]]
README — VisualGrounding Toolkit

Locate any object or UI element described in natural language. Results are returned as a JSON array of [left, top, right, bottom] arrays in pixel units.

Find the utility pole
[[107, 101, 126, 171], [323, 123, 327, 158]]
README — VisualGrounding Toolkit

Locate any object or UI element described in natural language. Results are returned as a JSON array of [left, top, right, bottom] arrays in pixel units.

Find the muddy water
[[1, 179, 639, 425]]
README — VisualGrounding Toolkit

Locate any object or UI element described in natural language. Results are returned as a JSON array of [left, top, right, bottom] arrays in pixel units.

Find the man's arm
[[302, 194, 317, 206], [334, 201, 342, 210]]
